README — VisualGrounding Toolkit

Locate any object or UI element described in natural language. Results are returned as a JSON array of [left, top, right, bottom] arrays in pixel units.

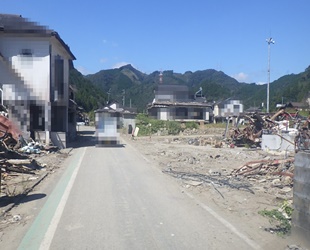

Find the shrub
[[258, 201, 293, 236], [136, 113, 150, 126], [185, 121, 199, 130], [167, 121, 181, 135]]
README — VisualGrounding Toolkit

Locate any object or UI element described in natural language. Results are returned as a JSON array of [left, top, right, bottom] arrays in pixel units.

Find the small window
[[20, 49, 32, 57]]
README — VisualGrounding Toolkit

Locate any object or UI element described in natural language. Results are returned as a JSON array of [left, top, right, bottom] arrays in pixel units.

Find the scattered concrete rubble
[[0, 145, 70, 215]]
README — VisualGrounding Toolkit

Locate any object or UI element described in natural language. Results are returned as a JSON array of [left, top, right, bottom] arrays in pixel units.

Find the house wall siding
[[0, 34, 73, 142], [1, 36, 50, 102]]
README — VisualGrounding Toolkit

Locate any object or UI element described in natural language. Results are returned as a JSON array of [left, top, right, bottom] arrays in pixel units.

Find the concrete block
[[262, 133, 295, 152], [293, 151, 310, 242]]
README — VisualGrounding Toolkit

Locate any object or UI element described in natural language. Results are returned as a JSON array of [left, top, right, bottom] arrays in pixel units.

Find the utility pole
[[266, 37, 275, 113], [122, 89, 125, 107], [107, 88, 111, 104]]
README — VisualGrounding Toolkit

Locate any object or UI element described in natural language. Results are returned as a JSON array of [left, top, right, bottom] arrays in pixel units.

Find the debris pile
[[294, 116, 310, 152], [231, 158, 294, 179], [187, 137, 224, 148], [227, 109, 301, 147], [0, 115, 61, 200], [0, 146, 45, 199]]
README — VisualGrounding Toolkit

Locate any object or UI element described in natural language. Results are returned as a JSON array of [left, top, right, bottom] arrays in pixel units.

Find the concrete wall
[[261, 133, 296, 152], [122, 115, 136, 134], [292, 152, 310, 248], [36, 131, 66, 149]]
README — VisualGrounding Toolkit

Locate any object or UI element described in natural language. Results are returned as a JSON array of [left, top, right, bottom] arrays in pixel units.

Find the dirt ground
[[0, 147, 73, 217], [122, 127, 304, 249], [0, 126, 306, 249]]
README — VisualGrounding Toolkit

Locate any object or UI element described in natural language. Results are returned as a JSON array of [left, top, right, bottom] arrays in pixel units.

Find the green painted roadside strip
[[18, 147, 86, 250]]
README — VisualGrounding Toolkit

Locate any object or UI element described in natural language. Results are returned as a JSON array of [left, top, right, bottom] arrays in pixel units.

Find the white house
[[0, 14, 76, 147], [148, 85, 214, 122], [214, 98, 244, 118]]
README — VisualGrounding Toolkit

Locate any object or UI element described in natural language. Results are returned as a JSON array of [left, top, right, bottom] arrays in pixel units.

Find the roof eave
[[0, 29, 76, 60]]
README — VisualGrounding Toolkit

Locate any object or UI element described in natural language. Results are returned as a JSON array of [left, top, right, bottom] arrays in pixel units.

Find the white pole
[[266, 38, 275, 114], [0, 88, 3, 106]]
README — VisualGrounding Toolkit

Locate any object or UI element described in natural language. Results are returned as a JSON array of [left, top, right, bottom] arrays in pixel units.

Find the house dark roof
[[287, 102, 308, 109], [147, 101, 213, 109], [156, 84, 189, 92], [0, 14, 75, 60]]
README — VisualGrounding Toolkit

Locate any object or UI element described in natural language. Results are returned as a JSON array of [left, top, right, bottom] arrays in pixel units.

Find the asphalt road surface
[[16, 134, 263, 250]]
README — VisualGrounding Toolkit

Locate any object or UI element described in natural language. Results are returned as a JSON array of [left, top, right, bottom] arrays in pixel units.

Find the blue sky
[[1, 0, 309, 84]]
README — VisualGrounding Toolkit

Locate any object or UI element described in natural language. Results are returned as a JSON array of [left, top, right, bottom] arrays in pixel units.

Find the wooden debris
[[232, 158, 294, 177]]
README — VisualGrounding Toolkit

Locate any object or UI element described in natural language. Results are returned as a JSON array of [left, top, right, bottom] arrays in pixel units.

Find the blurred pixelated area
[[94, 102, 136, 147], [95, 109, 121, 147], [0, 14, 76, 148]]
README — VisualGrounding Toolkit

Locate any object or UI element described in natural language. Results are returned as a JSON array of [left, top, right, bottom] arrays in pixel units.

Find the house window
[[54, 56, 64, 100], [175, 107, 188, 119], [20, 49, 32, 57], [20, 49, 33, 67]]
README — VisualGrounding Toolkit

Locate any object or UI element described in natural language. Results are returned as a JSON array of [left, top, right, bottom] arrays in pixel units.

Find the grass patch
[[258, 201, 293, 236], [135, 114, 199, 136]]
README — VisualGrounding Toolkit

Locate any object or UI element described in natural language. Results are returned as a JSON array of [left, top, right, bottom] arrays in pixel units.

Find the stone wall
[[292, 152, 310, 248]]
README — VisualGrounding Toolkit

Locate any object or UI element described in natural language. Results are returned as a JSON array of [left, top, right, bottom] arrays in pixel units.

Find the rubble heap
[[227, 109, 308, 149], [0, 114, 60, 202]]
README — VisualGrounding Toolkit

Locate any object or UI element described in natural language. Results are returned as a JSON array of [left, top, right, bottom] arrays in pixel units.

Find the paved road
[[17, 133, 262, 249]]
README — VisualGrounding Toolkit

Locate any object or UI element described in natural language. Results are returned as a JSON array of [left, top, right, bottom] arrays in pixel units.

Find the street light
[[266, 37, 275, 113]]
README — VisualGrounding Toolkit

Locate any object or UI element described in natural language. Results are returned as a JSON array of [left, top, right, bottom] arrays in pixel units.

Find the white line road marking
[[184, 191, 261, 249], [39, 147, 86, 250]]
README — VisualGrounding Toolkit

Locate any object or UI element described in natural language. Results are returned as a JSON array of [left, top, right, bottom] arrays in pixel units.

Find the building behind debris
[[147, 85, 214, 123], [214, 98, 244, 120], [0, 14, 76, 148]]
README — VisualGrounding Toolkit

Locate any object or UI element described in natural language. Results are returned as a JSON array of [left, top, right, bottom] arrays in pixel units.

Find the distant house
[[245, 106, 263, 113], [147, 85, 214, 122], [108, 102, 137, 132], [286, 102, 308, 111], [0, 14, 76, 148], [213, 98, 244, 121]]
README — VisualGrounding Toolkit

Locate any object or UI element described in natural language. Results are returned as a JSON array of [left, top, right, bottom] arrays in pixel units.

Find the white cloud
[[100, 58, 108, 64], [102, 39, 118, 47], [256, 81, 266, 85], [112, 62, 131, 69], [76, 66, 92, 75], [232, 72, 248, 82]]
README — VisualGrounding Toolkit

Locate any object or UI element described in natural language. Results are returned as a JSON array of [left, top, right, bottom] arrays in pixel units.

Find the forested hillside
[[69, 68, 107, 112], [70, 64, 310, 113]]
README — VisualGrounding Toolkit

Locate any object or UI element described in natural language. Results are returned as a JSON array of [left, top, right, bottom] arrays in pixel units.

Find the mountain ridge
[[71, 64, 310, 113]]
